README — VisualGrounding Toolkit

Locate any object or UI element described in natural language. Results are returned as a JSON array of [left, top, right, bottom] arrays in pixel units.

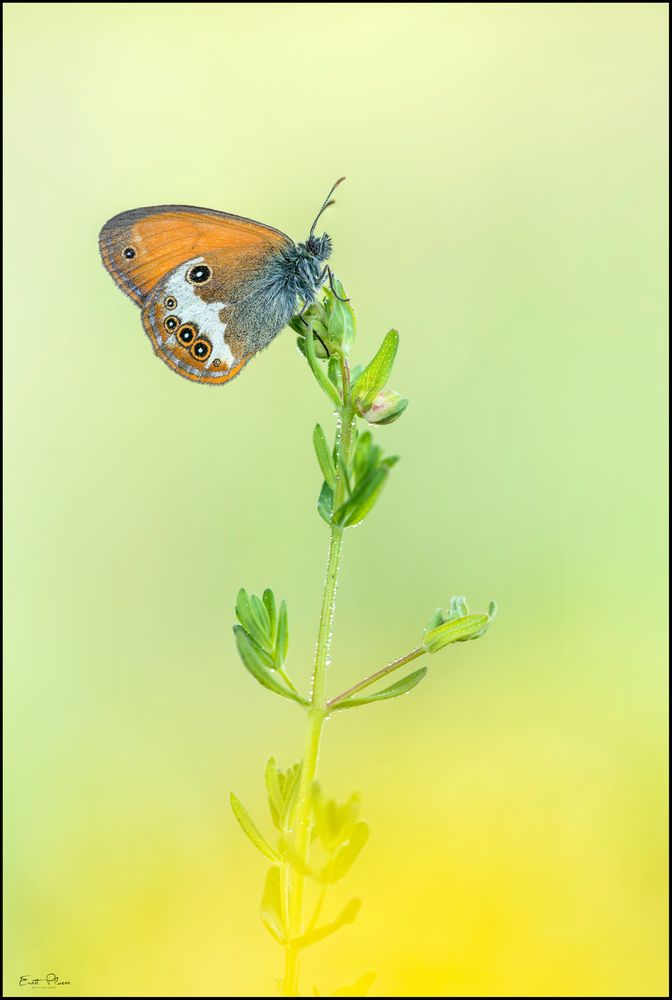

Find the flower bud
[[361, 390, 409, 425]]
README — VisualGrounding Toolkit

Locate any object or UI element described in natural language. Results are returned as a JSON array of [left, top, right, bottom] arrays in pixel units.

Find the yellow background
[[3, 3, 668, 996]]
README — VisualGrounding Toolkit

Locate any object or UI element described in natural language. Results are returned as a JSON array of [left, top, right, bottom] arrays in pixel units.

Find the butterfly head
[[302, 232, 333, 262]]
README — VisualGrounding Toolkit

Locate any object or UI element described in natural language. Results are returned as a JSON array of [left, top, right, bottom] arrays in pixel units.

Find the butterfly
[[98, 179, 345, 385]]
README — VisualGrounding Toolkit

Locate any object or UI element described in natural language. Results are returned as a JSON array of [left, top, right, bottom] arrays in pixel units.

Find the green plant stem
[[282, 356, 355, 997], [327, 646, 426, 709]]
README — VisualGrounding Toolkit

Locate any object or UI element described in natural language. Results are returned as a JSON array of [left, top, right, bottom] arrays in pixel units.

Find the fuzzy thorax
[[234, 233, 333, 353]]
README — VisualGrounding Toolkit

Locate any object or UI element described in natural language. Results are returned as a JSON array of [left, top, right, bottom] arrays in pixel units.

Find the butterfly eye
[[164, 296, 177, 309], [191, 338, 212, 361], [177, 324, 197, 345], [123, 247, 136, 260], [164, 315, 179, 332], [187, 264, 212, 285]]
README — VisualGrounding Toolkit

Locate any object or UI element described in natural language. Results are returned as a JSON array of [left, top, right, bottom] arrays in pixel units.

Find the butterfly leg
[[325, 265, 350, 302]]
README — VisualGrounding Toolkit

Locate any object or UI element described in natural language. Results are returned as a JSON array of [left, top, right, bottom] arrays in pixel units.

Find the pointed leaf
[[292, 898, 362, 948], [281, 763, 302, 829], [333, 466, 389, 527], [265, 757, 284, 831], [467, 603, 496, 640], [313, 424, 337, 489], [262, 589, 277, 641], [327, 280, 356, 351], [260, 866, 286, 943], [234, 623, 277, 672], [423, 613, 490, 653], [352, 430, 375, 483], [317, 480, 334, 524], [235, 588, 255, 635], [352, 329, 399, 409], [304, 318, 342, 406], [230, 792, 282, 863], [320, 823, 369, 883], [327, 356, 343, 392], [312, 788, 361, 852], [277, 600, 289, 665], [234, 626, 307, 704], [250, 593, 273, 653], [425, 607, 444, 633], [449, 595, 470, 620], [332, 667, 428, 710]]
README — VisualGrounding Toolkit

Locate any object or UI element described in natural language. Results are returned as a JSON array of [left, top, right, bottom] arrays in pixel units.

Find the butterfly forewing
[[99, 205, 292, 306]]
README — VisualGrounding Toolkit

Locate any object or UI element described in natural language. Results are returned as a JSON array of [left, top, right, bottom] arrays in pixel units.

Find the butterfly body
[[99, 189, 340, 384]]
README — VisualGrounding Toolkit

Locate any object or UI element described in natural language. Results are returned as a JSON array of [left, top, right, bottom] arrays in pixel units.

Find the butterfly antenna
[[310, 176, 346, 237]]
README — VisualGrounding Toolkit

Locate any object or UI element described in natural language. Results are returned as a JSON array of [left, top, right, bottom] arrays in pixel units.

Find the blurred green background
[[3, 3, 668, 996]]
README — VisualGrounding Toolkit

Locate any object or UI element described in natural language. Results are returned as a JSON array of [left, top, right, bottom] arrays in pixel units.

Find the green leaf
[[260, 866, 286, 943], [276, 600, 289, 666], [280, 762, 302, 829], [262, 589, 277, 642], [317, 480, 334, 524], [352, 329, 399, 410], [312, 787, 361, 853], [327, 280, 356, 352], [425, 607, 444, 633], [352, 430, 377, 483], [467, 601, 497, 640], [250, 593, 273, 654], [266, 758, 302, 831], [313, 424, 337, 488], [327, 356, 343, 392], [292, 898, 362, 949], [292, 308, 330, 356], [234, 625, 307, 704], [236, 624, 277, 672], [320, 823, 369, 884], [333, 466, 389, 527], [230, 792, 282, 864], [423, 613, 490, 653], [304, 318, 342, 407], [265, 757, 284, 831], [235, 588, 273, 656], [235, 588, 255, 636], [289, 314, 307, 335], [331, 667, 428, 710], [449, 595, 470, 620]]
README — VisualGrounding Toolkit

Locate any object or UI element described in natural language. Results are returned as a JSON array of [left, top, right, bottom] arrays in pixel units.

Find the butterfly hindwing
[[141, 248, 280, 384]]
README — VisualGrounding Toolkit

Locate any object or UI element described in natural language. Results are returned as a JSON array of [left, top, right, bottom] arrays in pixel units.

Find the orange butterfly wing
[[139, 247, 267, 386], [99, 205, 292, 306]]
